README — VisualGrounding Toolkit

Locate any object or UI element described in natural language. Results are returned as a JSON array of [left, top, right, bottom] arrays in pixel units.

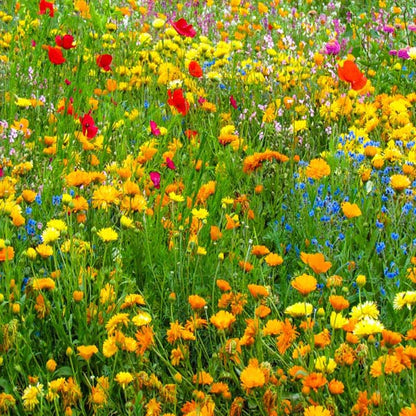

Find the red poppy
[[96, 54, 112, 71], [338, 60, 367, 91], [189, 61, 203, 78], [80, 112, 98, 139], [171, 18, 196, 38], [48, 46, 65, 65], [39, 0, 54, 17], [167, 89, 190, 116], [55, 34, 75, 49]]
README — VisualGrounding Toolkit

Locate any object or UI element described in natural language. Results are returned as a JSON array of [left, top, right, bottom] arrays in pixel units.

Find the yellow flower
[[353, 317, 384, 337], [103, 338, 118, 358], [41, 228, 61, 244], [191, 208, 209, 220], [35, 244, 53, 258], [114, 372, 133, 388], [22, 384, 43, 411], [284, 302, 313, 317], [97, 227, 118, 242], [350, 301, 379, 321], [314, 356, 337, 374], [330, 312, 348, 329], [46, 359, 57, 372], [390, 174, 411, 191], [120, 215, 134, 228], [46, 219, 67, 231], [168, 192, 184, 202], [303, 405, 332, 416], [393, 291, 416, 310], [132, 312, 152, 326]]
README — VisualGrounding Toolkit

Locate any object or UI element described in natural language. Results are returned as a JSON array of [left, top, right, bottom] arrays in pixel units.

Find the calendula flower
[[188, 295, 207, 310], [22, 384, 43, 411], [97, 227, 118, 242], [210, 310, 236, 330], [264, 252, 283, 266], [350, 301, 379, 320], [77, 345, 98, 361], [35, 243, 53, 258], [393, 291, 416, 310], [132, 312, 152, 326], [240, 359, 265, 391], [191, 208, 209, 220], [353, 317, 384, 337], [315, 356, 337, 374], [32, 278, 56, 291], [41, 227, 60, 244], [303, 405, 332, 416], [285, 302, 313, 317], [305, 158, 330, 180], [390, 174, 411, 191], [114, 372, 133, 388], [291, 274, 317, 296], [330, 312, 349, 329], [300, 252, 332, 274], [341, 202, 362, 218]]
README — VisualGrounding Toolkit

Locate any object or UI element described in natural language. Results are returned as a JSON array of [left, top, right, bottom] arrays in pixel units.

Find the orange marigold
[[240, 359, 266, 391], [291, 274, 317, 296], [247, 284, 269, 298], [329, 295, 350, 311], [188, 295, 207, 311], [305, 158, 331, 180], [210, 310, 236, 331], [300, 252, 332, 274]]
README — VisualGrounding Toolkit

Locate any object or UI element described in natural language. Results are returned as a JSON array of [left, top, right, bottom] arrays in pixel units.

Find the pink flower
[[150, 171, 161, 189], [165, 158, 176, 170], [150, 120, 160, 136]]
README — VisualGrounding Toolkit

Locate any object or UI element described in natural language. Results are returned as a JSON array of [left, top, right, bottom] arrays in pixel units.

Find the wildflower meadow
[[1, 0, 416, 414]]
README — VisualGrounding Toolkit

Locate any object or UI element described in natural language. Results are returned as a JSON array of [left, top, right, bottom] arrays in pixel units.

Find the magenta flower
[[150, 120, 161, 136], [150, 171, 161, 189]]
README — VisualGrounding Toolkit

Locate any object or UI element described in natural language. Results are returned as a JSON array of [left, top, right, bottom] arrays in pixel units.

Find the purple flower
[[398, 48, 410, 59], [150, 171, 161, 189], [324, 39, 340, 55], [382, 25, 394, 33]]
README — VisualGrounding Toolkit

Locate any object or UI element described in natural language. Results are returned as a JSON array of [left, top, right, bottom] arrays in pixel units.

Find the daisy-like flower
[[353, 317, 384, 337], [191, 208, 209, 220], [97, 227, 118, 242], [285, 302, 313, 317], [350, 301, 379, 320], [390, 174, 411, 191], [114, 372, 133, 388], [393, 291, 416, 310], [291, 274, 317, 296]]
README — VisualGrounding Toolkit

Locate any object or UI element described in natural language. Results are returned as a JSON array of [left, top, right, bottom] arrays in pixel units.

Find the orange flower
[[247, 284, 269, 299], [216, 279, 231, 292], [210, 225, 222, 241], [210, 310, 236, 330], [264, 253, 283, 266], [251, 245, 270, 256], [305, 158, 330, 180], [188, 295, 207, 311], [329, 295, 350, 311], [192, 371, 213, 385], [239, 261, 253, 273], [341, 202, 362, 218], [328, 379, 344, 394], [399, 404, 416, 416], [0, 246, 14, 262], [240, 359, 265, 391], [300, 252, 332, 274], [381, 329, 402, 347], [291, 274, 317, 296], [255, 305, 271, 318], [302, 372, 327, 393], [77, 345, 98, 361], [338, 59, 367, 91]]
